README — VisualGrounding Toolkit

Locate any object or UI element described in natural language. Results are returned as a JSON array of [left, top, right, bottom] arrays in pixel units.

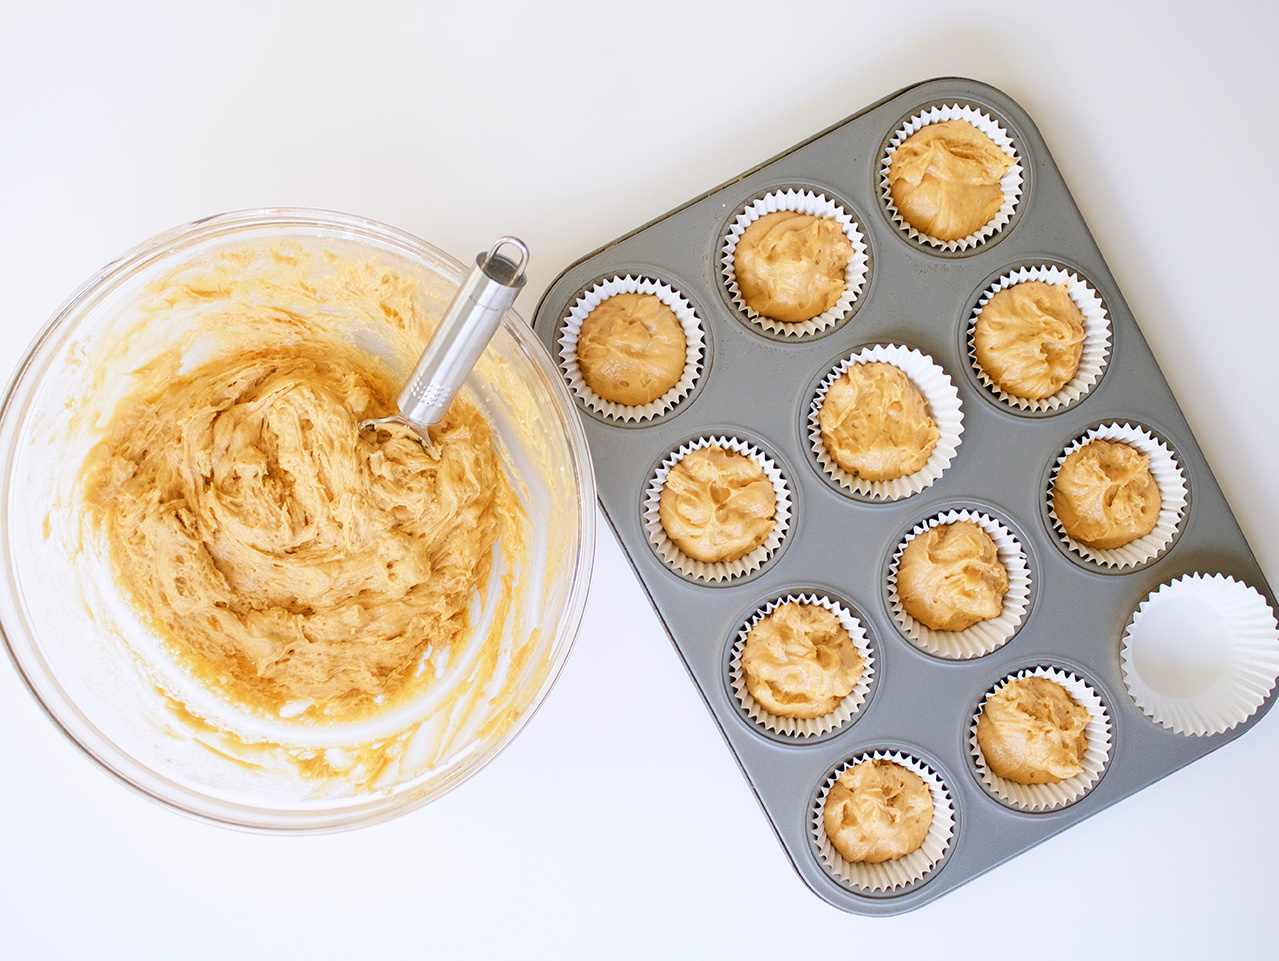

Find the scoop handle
[[397, 237, 528, 427]]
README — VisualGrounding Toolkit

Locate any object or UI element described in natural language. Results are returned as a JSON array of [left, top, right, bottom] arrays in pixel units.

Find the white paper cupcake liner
[[808, 344, 964, 500], [888, 509, 1032, 659], [880, 103, 1023, 251], [557, 275, 705, 422], [720, 188, 869, 337], [1047, 423, 1188, 568], [813, 750, 954, 892], [1122, 573, 1279, 736], [729, 593, 875, 737], [970, 666, 1111, 811], [969, 265, 1111, 411], [643, 435, 791, 583]]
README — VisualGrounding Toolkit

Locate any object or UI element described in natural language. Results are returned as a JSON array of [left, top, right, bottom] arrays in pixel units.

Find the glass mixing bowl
[[0, 209, 595, 831]]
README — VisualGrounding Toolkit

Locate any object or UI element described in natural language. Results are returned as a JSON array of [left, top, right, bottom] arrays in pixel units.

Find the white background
[[2, 1, 1277, 957]]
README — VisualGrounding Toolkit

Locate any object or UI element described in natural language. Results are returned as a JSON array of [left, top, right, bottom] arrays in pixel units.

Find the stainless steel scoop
[[360, 236, 529, 454]]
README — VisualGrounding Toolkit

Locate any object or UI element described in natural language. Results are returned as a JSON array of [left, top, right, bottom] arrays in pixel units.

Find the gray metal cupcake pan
[[530, 77, 1278, 915]]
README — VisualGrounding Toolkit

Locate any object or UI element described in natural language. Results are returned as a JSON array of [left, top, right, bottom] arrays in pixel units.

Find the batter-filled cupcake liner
[[1047, 422, 1188, 568], [812, 750, 954, 893], [720, 188, 870, 338], [888, 509, 1032, 659], [729, 593, 874, 738], [557, 274, 705, 422], [880, 103, 1023, 251], [968, 265, 1111, 411], [643, 435, 791, 583], [808, 344, 963, 500], [1122, 574, 1279, 736], [969, 666, 1112, 812]]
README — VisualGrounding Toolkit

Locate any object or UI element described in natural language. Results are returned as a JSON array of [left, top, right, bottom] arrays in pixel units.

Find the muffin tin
[[530, 77, 1279, 915]]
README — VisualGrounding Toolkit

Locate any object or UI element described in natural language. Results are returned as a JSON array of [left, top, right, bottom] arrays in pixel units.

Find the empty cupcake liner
[[888, 509, 1032, 660], [813, 750, 954, 892], [729, 593, 875, 738], [1047, 422, 1188, 568], [969, 265, 1111, 411], [721, 188, 870, 337], [643, 435, 791, 583], [1122, 573, 1279, 736], [970, 666, 1112, 812], [880, 103, 1023, 251], [558, 274, 705, 422], [808, 343, 964, 500]]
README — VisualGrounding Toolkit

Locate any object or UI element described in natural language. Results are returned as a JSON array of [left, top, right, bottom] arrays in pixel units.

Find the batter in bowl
[[78, 248, 525, 725]]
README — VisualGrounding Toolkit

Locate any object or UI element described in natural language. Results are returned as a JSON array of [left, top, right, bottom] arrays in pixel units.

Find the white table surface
[[3, 2, 1277, 957]]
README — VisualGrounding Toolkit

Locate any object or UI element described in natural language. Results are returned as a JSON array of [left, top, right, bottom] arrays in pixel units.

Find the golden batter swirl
[[823, 759, 933, 863], [733, 211, 854, 323], [72, 244, 538, 737], [80, 348, 507, 720], [658, 445, 775, 564], [741, 602, 864, 719], [976, 676, 1091, 785], [1052, 439, 1161, 550], [575, 292, 686, 406], [888, 119, 1014, 241], [818, 362, 939, 482], [897, 520, 1009, 632], [974, 281, 1086, 400]]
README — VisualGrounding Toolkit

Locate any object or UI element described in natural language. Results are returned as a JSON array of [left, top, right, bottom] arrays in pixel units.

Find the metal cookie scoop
[[360, 236, 529, 455]]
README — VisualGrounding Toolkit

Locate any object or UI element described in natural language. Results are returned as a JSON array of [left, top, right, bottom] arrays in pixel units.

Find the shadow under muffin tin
[[530, 77, 1278, 916]]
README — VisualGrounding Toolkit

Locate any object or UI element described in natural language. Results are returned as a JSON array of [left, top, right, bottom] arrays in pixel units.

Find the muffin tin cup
[[558, 274, 705, 422], [970, 666, 1112, 812], [808, 343, 963, 500], [880, 103, 1023, 251], [969, 265, 1111, 412], [813, 750, 955, 893], [1047, 422, 1188, 569], [728, 593, 875, 738], [720, 188, 869, 338], [887, 509, 1032, 660], [1122, 574, 1279, 736], [643, 435, 791, 583]]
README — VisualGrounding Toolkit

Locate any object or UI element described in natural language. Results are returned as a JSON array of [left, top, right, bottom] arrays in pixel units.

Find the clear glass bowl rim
[[0, 207, 597, 832]]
